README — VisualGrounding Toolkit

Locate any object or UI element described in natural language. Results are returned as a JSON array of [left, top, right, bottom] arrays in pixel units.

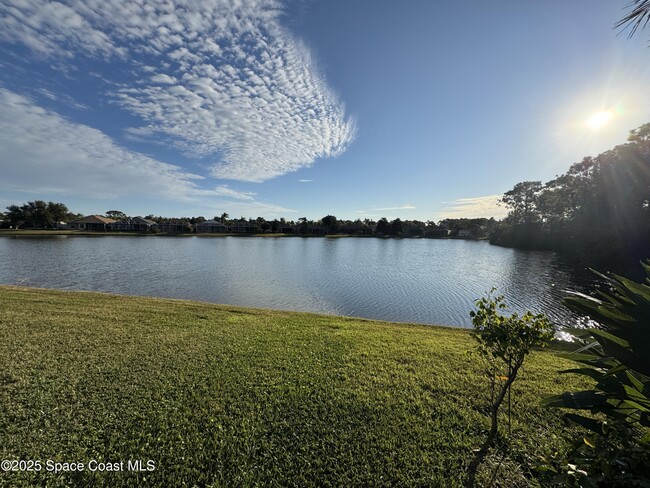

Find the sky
[[1, 0, 649, 222]]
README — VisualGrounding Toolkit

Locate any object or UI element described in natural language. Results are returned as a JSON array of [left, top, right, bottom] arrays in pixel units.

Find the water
[[0, 236, 594, 328]]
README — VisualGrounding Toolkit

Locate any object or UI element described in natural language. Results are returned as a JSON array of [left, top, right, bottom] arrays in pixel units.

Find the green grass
[[0, 286, 589, 487]]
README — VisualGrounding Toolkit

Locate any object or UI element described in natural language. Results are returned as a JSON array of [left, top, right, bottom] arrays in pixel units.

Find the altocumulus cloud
[[0, 0, 356, 182]]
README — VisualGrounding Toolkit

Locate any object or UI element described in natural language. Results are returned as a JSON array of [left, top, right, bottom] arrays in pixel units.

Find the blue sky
[[1, 1, 649, 222]]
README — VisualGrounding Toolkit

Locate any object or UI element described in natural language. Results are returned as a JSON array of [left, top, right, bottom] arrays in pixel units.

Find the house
[[109, 217, 158, 232], [157, 220, 192, 233], [195, 220, 229, 233], [457, 229, 473, 238], [68, 215, 117, 231], [231, 220, 260, 233]]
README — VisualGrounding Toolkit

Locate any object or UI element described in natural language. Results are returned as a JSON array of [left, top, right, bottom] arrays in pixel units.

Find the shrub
[[539, 260, 650, 486]]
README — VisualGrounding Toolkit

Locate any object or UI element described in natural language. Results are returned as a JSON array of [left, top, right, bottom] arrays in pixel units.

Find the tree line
[[492, 122, 650, 269], [1, 203, 494, 239], [1, 201, 81, 229]]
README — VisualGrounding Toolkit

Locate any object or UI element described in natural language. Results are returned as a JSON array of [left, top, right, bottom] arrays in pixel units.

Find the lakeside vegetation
[[0, 286, 591, 487], [491, 123, 650, 270]]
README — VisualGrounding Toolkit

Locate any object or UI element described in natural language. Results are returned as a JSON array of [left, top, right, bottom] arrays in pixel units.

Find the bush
[[539, 260, 650, 486]]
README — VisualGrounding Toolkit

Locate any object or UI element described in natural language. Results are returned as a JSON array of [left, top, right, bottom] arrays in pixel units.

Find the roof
[[198, 220, 226, 226], [131, 216, 157, 225], [71, 215, 117, 224]]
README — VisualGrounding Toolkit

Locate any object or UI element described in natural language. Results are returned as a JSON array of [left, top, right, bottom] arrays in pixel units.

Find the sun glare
[[587, 110, 613, 129]]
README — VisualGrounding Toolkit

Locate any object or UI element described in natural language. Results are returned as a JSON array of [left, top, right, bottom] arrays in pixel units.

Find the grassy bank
[[0, 286, 588, 487]]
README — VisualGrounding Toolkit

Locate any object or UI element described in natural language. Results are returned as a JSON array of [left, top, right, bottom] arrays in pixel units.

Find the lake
[[0, 236, 593, 328]]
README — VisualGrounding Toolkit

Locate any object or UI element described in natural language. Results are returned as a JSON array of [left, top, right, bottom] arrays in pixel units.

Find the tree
[[390, 218, 403, 236], [321, 215, 338, 234], [5, 201, 70, 228], [105, 210, 127, 221], [501, 181, 543, 225], [298, 217, 309, 235], [616, 0, 650, 39], [220, 212, 229, 224], [375, 217, 390, 235], [467, 290, 553, 487]]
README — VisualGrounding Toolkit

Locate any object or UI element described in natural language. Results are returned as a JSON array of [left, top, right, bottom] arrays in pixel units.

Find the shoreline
[[0, 284, 461, 331], [0, 229, 479, 240]]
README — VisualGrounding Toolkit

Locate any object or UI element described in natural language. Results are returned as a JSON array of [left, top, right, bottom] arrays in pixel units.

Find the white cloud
[[0, 88, 204, 200], [435, 195, 508, 220], [150, 74, 177, 85], [0, 0, 356, 182], [0, 89, 297, 218], [0, 0, 118, 58], [298, 179, 313, 183], [36, 87, 88, 109], [213, 185, 256, 200], [215, 200, 297, 217], [372, 205, 416, 211]]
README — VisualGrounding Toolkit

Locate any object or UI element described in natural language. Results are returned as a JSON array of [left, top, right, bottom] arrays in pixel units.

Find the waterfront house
[[158, 220, 192, 233], [231, 220, 260, 233], [109, 217, 158, 232], [458, 229, 473, 238], [196, 220, 229, 233], [68, 215, 117, 231]]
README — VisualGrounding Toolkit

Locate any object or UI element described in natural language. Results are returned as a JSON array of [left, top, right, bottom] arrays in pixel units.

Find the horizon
[[1, 1, 649, 222]]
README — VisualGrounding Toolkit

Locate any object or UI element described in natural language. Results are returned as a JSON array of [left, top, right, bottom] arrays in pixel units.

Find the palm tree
[[220, 212, 229, 224], [616, 0, 650, 38]]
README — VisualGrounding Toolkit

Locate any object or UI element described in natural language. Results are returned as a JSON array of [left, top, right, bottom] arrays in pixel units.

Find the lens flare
[[587, 110, 613, 128]]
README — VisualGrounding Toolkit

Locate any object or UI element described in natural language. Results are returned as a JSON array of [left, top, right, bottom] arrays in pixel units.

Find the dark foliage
[[492, 123, 650, 269], [538, 260, 650, 486]]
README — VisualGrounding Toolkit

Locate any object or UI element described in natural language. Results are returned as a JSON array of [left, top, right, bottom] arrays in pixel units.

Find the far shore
[[0, 229, 483, 239]]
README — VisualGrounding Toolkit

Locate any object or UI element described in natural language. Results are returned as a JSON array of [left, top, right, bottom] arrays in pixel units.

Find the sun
[[587, 110, 613, 129]]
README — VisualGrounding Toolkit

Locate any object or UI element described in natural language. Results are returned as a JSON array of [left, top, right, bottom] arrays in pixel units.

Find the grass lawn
[[0, 286, 588, 487]]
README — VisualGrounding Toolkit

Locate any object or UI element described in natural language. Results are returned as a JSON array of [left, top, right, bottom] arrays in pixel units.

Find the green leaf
[[622, 385, 650, 410], [558, 352, 601, 362], [588, 329, 630, 348], [612, 274, 650, 302], [543, 391, 608, 409], [596, 305, 635, 322], [625, 370, 646, 392], [564, 413, 602, 434]]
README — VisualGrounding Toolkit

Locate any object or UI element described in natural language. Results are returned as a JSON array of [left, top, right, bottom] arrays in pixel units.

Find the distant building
[[158, 220, 192, 233], [231, 220, 260, 233], [196, 220, 229, 233], [68, 215, 117, 231], [279, 225, 295, 234], [457, 229, 473, 238], [109, 217, 158, 232]]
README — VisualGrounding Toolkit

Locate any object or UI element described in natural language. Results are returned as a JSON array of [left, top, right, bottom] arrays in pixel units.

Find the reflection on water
[[0, 236, 594, 328]]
